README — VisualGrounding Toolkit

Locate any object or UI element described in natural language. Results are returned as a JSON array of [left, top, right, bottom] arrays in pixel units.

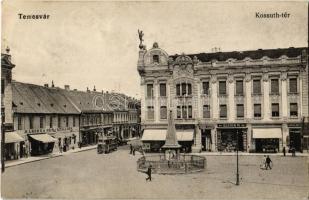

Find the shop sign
[[287, 123, 301, 128], [25, 127, 74, 134], [199, 124, 214, 129], [217, 123, 246, 128]]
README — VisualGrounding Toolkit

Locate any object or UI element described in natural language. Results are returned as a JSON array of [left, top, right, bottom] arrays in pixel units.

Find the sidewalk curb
[[4, 146, 97, 168], [5, 154, 63, 168]]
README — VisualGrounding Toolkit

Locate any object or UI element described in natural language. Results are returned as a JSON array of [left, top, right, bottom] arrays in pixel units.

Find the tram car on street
[[97, 135, 118, 154]]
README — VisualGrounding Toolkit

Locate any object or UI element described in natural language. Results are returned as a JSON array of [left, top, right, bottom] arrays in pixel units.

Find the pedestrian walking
[[283, 146, 286, 157], [130, 144, 133, 154], [260, 155, 266, 169], [145, 165, 152, 181], [265, 155, 272, 170]]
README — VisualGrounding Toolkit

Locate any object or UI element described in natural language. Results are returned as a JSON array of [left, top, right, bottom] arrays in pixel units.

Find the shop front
[[4, 131, 24, 160], [252, 128, 281, 153], [141, 129, 194, 152], [28, 134, 57, 156], [217, 124, 247, 152], [81, 130, 99, 146], [287, 124, 302, 152]]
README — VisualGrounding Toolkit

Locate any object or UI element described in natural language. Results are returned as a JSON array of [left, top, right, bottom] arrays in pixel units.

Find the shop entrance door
[[201, 129, 211, 151], [289, 129, 301, 151]]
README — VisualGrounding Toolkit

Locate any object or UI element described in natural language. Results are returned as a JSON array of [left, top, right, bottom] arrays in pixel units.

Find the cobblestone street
[[1, 146, 309, 199]]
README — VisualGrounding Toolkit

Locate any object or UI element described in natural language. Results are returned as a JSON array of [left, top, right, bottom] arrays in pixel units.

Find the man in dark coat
[[283, 146, 286, 157], [146, 165, 152, 181], [265, 155, 272, 170]]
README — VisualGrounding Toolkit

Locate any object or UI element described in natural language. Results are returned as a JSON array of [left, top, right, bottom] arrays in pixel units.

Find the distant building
[[110, 93, 141, 143], [138, 42, 308, 153]]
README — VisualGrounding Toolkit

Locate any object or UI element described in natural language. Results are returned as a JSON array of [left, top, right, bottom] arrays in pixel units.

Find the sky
[[2, 1, 308, 98]]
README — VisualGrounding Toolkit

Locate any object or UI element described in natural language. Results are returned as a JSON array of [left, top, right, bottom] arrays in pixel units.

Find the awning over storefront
[[252, 128, 282, 139], [141, 129, 166, 141], [176, 130, 194, 141], [141, 129, 194, 141], [29, 134, 57, 143], [5, 132, 24, 143]]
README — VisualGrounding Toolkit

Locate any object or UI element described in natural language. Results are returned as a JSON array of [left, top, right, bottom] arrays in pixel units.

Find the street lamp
[[236, 129, 240, 186]]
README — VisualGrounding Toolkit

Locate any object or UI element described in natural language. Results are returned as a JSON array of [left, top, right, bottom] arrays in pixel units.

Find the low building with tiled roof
[[2, 50, 141, 160]]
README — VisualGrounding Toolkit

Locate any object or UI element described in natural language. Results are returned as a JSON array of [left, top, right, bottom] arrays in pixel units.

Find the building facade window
[[182, 106, 187, 119], [220, 105, 227, 118], [160, 106, 167, 119], [271, 79, 279, 94], [58, 116, 61, 128], [66, 116, 69, 127], [202, 81, 209, 95], [188, 106, 192, 119], [29, 116, 33, 129], [153, 55, 159, 63], [254, 104, 262, 118], [40, 116, 44, 129], [147, 106, 154, 120], [187, 84, 192, 95], [73, 116, 76, 127], [147, 84, 153, 98], [177, 83, 192, 96], [181, 83, 186, 95], [219, 81, 226, 95], [18, 115, 22, 130], [203, 105, 210, 118], [289, 78, 297, 93], [236, 104, 244, 118], [253, 79, 261, 94], [177, 106, 181, 119], [272, 103, 280, 117], [50, 116, 53, 128], [236, 80, 244, 95], [176, 84, 181, 96], [160, 83, 166, 97], [290, 103, 298, 117]]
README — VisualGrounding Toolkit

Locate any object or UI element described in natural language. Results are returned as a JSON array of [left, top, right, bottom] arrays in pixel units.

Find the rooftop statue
[[138, 29, 144, 50]]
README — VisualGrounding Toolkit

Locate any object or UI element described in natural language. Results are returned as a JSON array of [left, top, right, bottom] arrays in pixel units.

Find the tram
[[97, 135, 118, 154]]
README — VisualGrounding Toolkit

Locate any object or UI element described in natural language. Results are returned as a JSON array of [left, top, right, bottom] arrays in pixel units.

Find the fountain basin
[[137, 154, 206, 174]]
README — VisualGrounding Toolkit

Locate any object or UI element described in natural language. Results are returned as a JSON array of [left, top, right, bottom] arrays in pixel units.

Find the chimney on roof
[[44, 84, 49, 88], [87, 87, 90, 92], [64, 85, 70, 91], [101, 90, 104, 94], [93, 86, 96, 92], [51, 80, 55, 88]]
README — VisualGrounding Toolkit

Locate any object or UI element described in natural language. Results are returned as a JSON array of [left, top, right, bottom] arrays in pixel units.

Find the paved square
[[1, 147, 309, 199]]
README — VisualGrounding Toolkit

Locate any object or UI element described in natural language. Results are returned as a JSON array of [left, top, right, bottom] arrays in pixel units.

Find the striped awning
[[5, 132, 24, 143]]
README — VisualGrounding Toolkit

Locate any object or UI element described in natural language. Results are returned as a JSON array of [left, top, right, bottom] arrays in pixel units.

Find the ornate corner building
[[137, 42, 308, 153]]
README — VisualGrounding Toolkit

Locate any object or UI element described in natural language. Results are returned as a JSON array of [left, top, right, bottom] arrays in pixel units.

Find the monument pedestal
[[192, 145, 202, 153]]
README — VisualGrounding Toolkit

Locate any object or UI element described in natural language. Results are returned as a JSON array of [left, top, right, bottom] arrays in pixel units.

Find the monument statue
[[138, 29, 144, 49]]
